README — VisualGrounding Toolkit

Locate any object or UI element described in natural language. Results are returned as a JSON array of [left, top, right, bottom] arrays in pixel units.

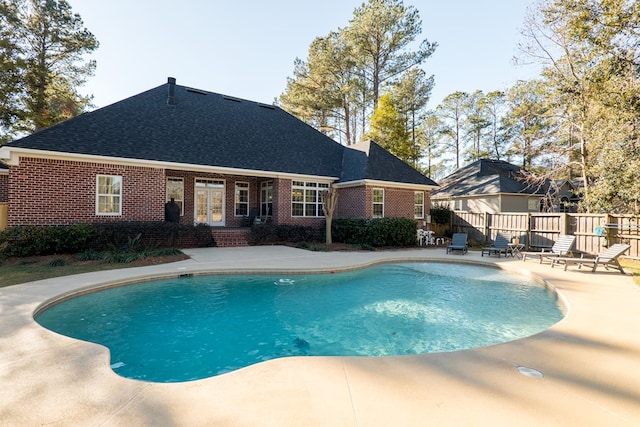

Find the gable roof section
[[340, 141, 437, 187], [433, 159, 545, 198], [3, 79, 345, 178]]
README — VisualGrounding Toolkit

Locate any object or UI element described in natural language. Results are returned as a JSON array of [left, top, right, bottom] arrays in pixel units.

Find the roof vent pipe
[[167, 77, 176, 106]]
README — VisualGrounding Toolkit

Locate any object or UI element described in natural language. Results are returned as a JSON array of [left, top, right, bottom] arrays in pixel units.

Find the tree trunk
[[322, 187, 339, 244]]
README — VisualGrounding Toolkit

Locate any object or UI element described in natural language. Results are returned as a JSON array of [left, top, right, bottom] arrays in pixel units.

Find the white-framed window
[[453, 199, 462, 211], [292, 181, 329, 217], [260, 181, 273, 216], [166, 177, 184, 215], [414, 191, 424, 219], [372, 188, 384, 218], [235, 181, 249, 216], [96, 175, 122, 215]]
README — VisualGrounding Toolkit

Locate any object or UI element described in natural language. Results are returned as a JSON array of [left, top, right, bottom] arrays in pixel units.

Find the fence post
[[525, 212, 531, 250], [606, 213, 614, 247], [560, 213, 568, 235], [484, 212, 490, 243]]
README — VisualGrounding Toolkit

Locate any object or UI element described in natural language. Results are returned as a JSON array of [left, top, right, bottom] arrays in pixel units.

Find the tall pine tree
[[0, 0, 98, 137]]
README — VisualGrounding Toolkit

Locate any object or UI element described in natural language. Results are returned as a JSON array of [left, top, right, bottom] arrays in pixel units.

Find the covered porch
[[164, 169, 328, 246]]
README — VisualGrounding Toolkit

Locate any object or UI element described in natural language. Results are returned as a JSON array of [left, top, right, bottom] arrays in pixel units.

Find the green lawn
[[0, 253, 188, 288], [0, 262, 127, 288]]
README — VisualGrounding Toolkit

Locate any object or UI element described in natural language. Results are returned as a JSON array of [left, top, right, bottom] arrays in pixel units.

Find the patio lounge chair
[[550, 243, 630, 273], [481, 233, 510, 257], [521, 235, 576, 263], [446, 233, 468, 254]]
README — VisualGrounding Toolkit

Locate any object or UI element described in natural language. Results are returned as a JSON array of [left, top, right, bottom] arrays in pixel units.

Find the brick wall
[[335, 186, 367, 218], [383, 187, 415, 218], [6, 157, 431, 229], [273, 178, 324, 227], [273, 178, 288, 223], [336, 184, 430, 225], [0, 172, 8, 202], [8, 158, 165, 226]]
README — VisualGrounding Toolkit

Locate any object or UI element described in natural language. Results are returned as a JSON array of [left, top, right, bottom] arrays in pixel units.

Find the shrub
[[47, 258, 67, 267], [332, 217, 417, 247], [0, 221, 215, 257], [331, 218, 368, 244], [0, 224, 97, 257], [101, 245, 182, 264], [193, 223, 215, 247], [148, 248, 183, 257], [430, 204, 452, 225], [103, 249, 146, 264], [75, 249, 104, 261], [250, 224, 323, 245], [366, 218, 417, 247]]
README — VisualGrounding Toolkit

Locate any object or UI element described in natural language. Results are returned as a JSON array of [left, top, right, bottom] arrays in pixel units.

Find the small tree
[[322, 186, 339, 244]]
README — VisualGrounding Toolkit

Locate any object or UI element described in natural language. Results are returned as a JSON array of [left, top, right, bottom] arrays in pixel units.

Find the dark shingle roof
[[341, 141, 437, 186], [7, 81, 345, 177], [433, 159, 545, 197], [5, 79, 436, 187]]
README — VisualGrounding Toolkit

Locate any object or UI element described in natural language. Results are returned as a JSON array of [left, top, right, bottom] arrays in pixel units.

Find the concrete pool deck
[[1, 246, 639, 426]]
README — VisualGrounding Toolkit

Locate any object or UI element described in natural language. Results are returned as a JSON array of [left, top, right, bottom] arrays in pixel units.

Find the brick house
[[0, 78, 438, 244]]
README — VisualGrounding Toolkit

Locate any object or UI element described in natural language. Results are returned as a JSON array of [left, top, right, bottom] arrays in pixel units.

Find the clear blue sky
[[70, 0, 538, 110]]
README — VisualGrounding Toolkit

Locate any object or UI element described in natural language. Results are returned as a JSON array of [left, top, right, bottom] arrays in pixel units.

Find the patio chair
[[550, 243, 630, 273], [446, 233, 468, 254], [251, 206, 271, 225], [481, 232, 510, 257], [417, 229, 435, 246], [521, 235, 576, 263]]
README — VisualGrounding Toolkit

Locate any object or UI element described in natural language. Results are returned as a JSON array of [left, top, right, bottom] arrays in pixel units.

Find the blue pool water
[[36, 262, 563, 383]]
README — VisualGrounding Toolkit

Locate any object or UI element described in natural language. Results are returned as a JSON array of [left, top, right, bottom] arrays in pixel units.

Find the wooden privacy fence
[[452, 212, 640, 258], [0, 203, 7, 231]]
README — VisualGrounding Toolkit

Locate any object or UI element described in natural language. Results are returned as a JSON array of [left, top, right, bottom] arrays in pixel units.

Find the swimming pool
[[36, 262, 563, 383]]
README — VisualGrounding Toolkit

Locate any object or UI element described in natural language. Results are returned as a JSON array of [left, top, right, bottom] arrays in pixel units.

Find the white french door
[[195, 180, 225, 226]]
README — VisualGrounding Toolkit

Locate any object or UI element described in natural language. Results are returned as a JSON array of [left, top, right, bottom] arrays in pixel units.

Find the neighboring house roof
[[555, 178, 584, 192], [554, 178, 583, 203], [432, 159, 545, 198], [0, 78, 437, 188]]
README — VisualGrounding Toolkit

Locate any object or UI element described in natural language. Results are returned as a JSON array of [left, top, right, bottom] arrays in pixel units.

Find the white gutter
[[335, 179, 438, 191], [0, 146, 338, 182]]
